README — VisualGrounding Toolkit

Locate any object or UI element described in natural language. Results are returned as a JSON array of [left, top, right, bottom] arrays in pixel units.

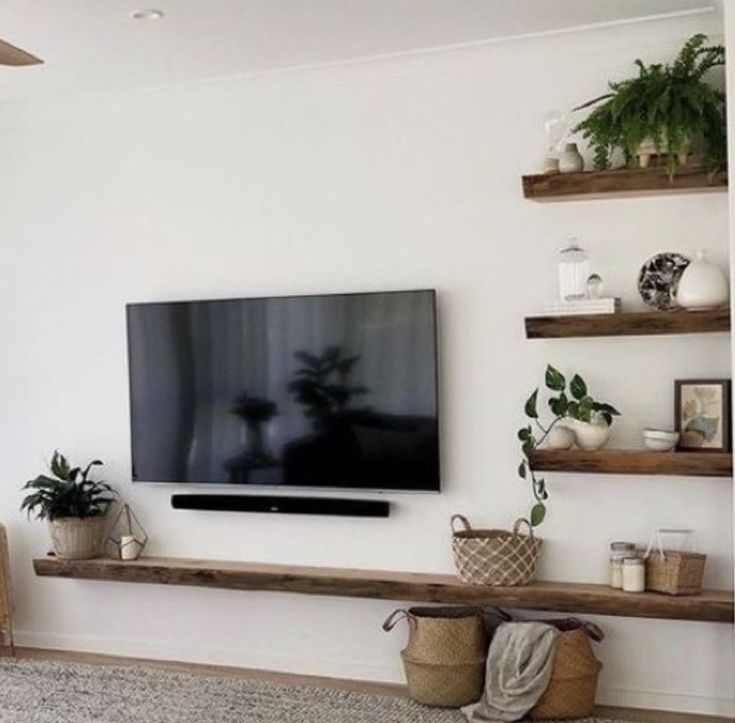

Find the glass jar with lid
[[558, 238, 590, 301], [622, 556, 646, 593], [610, 541, 635, 589]]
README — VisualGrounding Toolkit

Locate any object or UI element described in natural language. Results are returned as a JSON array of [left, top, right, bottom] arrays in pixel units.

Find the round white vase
[[546, 425, 575, 450], [570, 419, 611, 451], [676, 250, 729, 310], [558, 143, 584, 173]]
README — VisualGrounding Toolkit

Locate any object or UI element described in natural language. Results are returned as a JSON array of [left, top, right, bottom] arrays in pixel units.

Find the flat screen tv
[[126, 290, 439, 492]]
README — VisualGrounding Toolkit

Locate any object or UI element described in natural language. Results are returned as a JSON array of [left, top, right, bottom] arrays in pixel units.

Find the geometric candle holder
[[106, 504, 149, 561]]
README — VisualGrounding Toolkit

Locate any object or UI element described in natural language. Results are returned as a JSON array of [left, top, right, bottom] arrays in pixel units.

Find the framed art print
[[675, 379, 731, 452]]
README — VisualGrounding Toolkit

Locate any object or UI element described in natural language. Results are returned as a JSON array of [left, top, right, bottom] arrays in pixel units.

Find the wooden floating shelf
[[33, 556, 733, 623], [522, 166, 727, 201], [529, 449, 733, 478], [525, 308, 730, 339]]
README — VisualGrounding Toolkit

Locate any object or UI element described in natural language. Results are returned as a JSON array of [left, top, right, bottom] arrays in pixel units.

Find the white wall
[[0, 11, 733, 716]]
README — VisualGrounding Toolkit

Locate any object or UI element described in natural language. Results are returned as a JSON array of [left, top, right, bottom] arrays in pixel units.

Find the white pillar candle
[[120, 535, 140, 561]]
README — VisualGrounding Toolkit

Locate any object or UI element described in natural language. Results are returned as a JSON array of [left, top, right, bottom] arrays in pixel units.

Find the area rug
[[0, 658, 632, 723]]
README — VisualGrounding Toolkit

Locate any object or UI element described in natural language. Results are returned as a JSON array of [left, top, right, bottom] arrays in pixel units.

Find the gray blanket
[[462, 622, 559, 723]]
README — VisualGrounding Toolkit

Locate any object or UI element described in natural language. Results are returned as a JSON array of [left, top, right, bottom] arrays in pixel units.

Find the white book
[[544, 298, 621, 316]]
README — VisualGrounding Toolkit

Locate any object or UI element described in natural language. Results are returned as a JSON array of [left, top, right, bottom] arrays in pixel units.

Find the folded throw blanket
[[462, 621, 559, 723]]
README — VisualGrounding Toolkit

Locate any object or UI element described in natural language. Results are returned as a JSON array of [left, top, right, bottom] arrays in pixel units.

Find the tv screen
[[126, 290, 439, 492]]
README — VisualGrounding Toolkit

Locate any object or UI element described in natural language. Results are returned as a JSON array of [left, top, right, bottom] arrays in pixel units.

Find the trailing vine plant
[[573, 34, 726, 176], [518, 366, 620, 527]]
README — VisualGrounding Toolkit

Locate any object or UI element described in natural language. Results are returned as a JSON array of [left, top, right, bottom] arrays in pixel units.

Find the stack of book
[[544, 297, 621, 316]]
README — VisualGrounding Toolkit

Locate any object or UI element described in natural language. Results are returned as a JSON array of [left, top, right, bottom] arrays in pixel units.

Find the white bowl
[[642, 429, 679, 451]]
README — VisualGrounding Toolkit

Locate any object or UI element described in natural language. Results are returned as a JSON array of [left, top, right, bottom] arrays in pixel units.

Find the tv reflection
[[224, 345, 438, 488]]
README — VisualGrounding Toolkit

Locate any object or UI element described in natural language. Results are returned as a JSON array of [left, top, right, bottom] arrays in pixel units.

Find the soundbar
[[171, 494, 390, 518]]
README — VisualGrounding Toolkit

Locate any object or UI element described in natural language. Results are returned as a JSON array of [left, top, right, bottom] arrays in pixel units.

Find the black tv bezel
[[125, 288, 441, 494]]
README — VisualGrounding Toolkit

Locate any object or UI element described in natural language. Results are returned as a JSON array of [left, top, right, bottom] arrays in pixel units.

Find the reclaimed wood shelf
[[529, 449, 733, 478], [522, 166, 727, 201], [33, 556, 733, 623], [525, 308, 730, 339]]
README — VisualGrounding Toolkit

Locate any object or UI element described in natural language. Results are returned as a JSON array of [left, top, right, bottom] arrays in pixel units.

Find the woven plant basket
[[383, 606, 487, 707], [48, 516, 107, 560], [530, 620, 604, 720], [451, 515, 542, 586], [645, 551, 706, 595]]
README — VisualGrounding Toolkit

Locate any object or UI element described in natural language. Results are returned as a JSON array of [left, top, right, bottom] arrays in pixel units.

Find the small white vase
[[570, 419, 611, 451], [546, 425, 575, 450], [558, 143, 584, 173], [676, 249, 729, 310]]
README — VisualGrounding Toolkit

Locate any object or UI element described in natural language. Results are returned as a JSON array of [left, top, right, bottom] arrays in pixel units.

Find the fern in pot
[[573, 34, 725, 176], [21, 452, 116, 560]]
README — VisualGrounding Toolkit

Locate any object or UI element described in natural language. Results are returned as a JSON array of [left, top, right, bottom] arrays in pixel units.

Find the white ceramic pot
[[676, 250, 729, 310], [546, 425, 575, 450], [48, 516, 107, 560], [636, 132, 689, 168], [570, 418, 611, 451], [558, 143, 584, 173]]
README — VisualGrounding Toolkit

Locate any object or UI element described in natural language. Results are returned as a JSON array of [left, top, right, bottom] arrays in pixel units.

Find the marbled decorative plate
[[637, 252, 691, 310]]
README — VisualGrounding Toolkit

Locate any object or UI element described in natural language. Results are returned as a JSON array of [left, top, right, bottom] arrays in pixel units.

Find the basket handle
[[450, 515, 472, 534], [382, 609, 410, 632], [513, 518, 534, 538], [581, 621, 605, 642]]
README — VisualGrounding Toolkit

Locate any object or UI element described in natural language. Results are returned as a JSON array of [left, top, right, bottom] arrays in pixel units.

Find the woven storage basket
[[48, 517, 107, 560], [530, 620, 604, 720], [451, 515, 542, 586], [383, 606, 487, 707], [644, 529, 706, 596], [645, 551, 706, 596]]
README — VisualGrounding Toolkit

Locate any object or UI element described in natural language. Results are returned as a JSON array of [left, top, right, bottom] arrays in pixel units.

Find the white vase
[[546, 425, 575, 450], [570, 419, 611, 451], [558, 143, 584, 173], [676, 250, 729, 310]]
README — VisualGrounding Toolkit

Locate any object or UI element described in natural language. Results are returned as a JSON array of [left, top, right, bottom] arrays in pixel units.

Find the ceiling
[[0, 0, 722, 101]]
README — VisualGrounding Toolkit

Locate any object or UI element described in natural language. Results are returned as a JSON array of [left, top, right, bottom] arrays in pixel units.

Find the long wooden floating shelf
[[529, 449, 733, 478], [33, 556, 733, 623], [522, 166, 727, 201], [525, 308, 730, 339]]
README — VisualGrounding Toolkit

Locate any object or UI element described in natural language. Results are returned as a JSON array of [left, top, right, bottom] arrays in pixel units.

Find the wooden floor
[[0, 646, 731, 722]]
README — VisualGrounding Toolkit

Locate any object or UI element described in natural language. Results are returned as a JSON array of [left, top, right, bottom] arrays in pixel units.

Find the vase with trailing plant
[[573, 34, 725, 177], [21, 451, 116, 560], [518, 366, 620, 526]]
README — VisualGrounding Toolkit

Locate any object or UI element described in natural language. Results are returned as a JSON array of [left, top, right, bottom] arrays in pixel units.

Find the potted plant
[[21, 451, 116, 560], [573, 34, 726, 177], [518, 366, 620, 526]]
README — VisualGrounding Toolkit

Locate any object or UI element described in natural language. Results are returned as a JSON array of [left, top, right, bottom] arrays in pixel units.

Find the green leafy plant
[[518, 366, 620, 527], [573, 34, 726, 176], [21, 451, 116, 521]]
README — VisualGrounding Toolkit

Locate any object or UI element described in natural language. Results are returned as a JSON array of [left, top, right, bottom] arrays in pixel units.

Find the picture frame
[[674, 379, 731, 453]]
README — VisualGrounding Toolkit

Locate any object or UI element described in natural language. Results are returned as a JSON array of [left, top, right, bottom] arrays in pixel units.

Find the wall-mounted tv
[[126, 290, 439, 492]]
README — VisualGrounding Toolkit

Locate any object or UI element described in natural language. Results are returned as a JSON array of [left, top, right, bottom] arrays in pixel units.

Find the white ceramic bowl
[[642, 428, 679, 452]]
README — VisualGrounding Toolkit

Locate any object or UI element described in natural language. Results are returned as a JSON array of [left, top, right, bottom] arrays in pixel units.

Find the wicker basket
[[645, 551, 706, 596], [48, 517, 107, 560], [530, 620, 604, 720], [451, 515, 542, 586], [383, 606, 487, 707], [644, 528, 706, 596]]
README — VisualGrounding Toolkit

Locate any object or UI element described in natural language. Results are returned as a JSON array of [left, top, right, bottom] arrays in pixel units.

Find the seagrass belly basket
[[382, 606, 487, 707], [451, 515, 543, 586]]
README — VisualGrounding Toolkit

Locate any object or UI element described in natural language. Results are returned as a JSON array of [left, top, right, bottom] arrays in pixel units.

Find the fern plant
[[21, 451, 116, 521], [573, 34, 726, 175]]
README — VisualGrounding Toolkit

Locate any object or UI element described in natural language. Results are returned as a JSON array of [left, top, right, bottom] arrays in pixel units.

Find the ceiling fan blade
[[0, 38, 43, 66]]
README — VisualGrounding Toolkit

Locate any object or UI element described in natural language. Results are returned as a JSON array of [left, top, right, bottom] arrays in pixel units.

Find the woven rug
[[0, 658, 632, 723]]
